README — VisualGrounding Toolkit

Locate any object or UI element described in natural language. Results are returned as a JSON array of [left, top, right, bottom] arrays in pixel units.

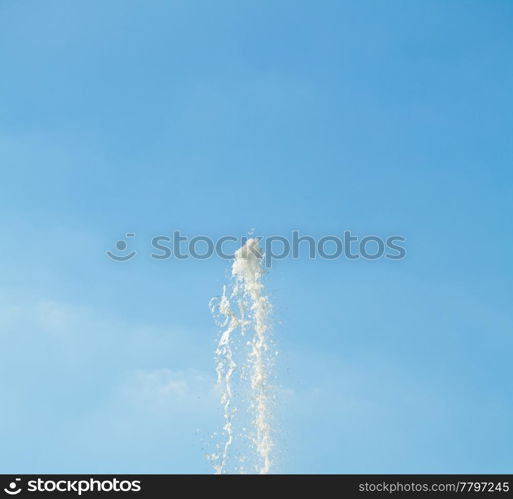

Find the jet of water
[[210, 238, 274, 474]]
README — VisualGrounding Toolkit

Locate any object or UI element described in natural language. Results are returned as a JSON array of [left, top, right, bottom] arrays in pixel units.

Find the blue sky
[[0, 0, 512, 473]]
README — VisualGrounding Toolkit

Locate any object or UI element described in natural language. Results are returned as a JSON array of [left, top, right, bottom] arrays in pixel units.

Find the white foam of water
[[210, 238, 273, 474]]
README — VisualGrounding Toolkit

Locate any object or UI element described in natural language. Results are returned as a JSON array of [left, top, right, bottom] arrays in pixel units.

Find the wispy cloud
[[0, 289, 219, 472]]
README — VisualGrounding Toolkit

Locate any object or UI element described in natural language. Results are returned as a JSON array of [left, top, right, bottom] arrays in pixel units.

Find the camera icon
[[106, 233, 137, 261], [4, 478, 21, 495]]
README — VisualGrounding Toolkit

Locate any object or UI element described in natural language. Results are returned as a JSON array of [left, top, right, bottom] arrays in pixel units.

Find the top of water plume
[[232, 238, 264, 281]]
